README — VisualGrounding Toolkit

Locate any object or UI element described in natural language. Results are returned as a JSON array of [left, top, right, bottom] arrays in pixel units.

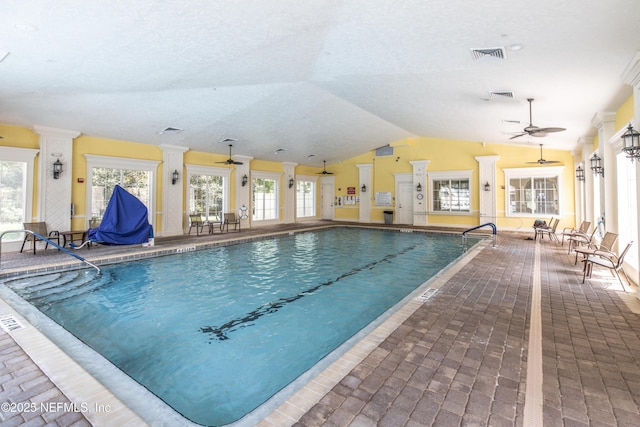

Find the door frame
[[394, 173, 414, 225]]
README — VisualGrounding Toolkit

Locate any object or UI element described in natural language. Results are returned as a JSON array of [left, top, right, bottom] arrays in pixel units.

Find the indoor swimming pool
[[1, 227, 479, 426]]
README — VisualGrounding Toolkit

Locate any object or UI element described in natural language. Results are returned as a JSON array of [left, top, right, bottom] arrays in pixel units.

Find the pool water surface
[[3, 228, 474, 426]]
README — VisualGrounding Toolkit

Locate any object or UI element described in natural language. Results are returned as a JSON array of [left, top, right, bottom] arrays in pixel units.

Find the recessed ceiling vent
[[489, 91, 515, 99], [158, 127, 183, 134], [470, 47, 506, 60]]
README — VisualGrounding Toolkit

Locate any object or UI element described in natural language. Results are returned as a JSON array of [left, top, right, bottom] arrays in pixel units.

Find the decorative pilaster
[[579, 136, 595, 228], [572, 149, 585, 226], [409, 160, 430, 226], [475, 156, 499, 225], [160, 144, 189, 236], [233, 154, 254, 229], [33, 125, 80, 233], [282, 162, 297, 224], [592, 112, 617, 235], [356, 163, 373, 223]]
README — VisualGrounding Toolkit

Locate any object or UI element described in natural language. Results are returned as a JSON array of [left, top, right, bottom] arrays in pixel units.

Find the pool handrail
[[462, 222, 497, 247], [0, 229, 101, 273]]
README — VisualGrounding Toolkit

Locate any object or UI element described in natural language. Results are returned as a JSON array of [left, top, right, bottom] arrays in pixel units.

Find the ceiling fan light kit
[[509, 98, 566, 140], [317, 160, 334, 175], [527, 144, 561, 165], [216, 144, 243, 165]]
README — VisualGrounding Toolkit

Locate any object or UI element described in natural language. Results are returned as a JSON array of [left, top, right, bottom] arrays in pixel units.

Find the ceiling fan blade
[[509, 133, 526, 140], [536, 127, 566, 133]]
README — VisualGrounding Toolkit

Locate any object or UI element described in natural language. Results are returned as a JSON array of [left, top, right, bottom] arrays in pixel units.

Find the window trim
[[251, 170, 281, 224], [428, 170, 473, 215], [295, 174, 318, 219], [0, 147, 39, 244], [84, 155, 160, 227], [185, 164, 232, 218], [503, 166, 564, 217]]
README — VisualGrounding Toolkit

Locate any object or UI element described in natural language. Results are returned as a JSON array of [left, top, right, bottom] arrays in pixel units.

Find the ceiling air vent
[[158, 127, 183, 134], [375, 145, 394, 157], [489, 91, 515, 99], [470, 47, 506, 60]]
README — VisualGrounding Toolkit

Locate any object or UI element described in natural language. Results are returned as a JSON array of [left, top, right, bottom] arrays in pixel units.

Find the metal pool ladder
[[0, 230, 101, 273], [462, 223, 497, 250]]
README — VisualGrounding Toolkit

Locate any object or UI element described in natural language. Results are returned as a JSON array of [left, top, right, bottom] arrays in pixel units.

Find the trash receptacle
[[384, 210, 393, 224]]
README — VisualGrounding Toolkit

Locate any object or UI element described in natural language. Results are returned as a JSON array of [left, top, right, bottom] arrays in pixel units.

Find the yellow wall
[[616, 95, 634, 131], [330, 138, 576, 230]]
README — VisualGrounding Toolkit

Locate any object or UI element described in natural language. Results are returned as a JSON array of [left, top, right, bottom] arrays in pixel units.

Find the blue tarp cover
[[88, 185, 153, 245]]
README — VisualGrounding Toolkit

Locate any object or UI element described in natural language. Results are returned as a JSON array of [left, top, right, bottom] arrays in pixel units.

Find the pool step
[[4, 272, 73, 292], [6, 270, 112, 306]]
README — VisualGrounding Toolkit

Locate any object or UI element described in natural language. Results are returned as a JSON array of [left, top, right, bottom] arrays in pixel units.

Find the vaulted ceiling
[[2, 0, 640, 166]]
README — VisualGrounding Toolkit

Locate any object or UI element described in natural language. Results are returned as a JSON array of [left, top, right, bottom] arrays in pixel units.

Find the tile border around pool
[[0, 225, 490, 426]]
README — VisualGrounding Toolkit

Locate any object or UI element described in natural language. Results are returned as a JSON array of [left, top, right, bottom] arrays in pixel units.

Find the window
[[185, 165, 230, 225], [252, 172, 280, 222], [85, 155, 159, 227], [296, 176, 317, 218], [616, 152, 638, 271], [91, 168, 151, 219], [0, 147, 38, 241], [504, 167, 563, 216], [190, 175, 224, 222], [429, 171, 472, 213]]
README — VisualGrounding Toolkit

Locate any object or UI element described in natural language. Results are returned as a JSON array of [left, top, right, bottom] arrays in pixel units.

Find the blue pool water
[[4, 228, 474, 426]]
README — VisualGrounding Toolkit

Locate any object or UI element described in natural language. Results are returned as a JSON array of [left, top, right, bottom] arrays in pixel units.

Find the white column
[[160, 144, 189, 236], [572, 150, 585, 226], [592, 112, 617, 238], [282, 162, 297, 224], [579, 137, 595, 226], [356, 163, 373, 222], [622, 52, 640, 295], [409, 160, 430, 226], [475, 156, 500, 225], [33, 125, 80, 232], [232, 154, 254, 229]]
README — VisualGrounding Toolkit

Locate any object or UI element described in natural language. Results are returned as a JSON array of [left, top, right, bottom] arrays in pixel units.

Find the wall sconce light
[[172, 170, 179, 185], [621, 123, 640, 162], [416, 182, 422, 192], [289, 178, 295, 188], [575, 165, 585, 181], [361, 184, 367, 193], [590, 153, 604, 177], [52, 158, 63, 179], [484, 182, 490, 192], [242, 174, 248, 187]]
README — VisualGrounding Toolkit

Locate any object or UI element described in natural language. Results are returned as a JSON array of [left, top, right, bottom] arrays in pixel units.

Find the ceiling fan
[[317, 160, 334, 175], [216, 144, 243, 165], [509, 98, 566, 140], [527, 144, 561, 164]]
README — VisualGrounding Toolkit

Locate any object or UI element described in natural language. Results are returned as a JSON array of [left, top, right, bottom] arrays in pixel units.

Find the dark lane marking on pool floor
[[200, 244, 419, 341]]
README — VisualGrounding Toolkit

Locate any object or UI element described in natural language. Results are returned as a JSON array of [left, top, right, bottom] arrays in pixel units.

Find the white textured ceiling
[[2, 0, 640, 166]]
